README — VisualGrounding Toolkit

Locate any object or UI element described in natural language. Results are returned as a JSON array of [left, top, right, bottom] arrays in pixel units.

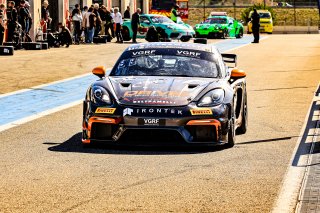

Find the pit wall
[[188, 7, 319, 26]]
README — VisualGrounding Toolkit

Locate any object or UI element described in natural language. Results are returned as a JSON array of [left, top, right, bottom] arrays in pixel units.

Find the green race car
[[121, 14, 195, 42], [194, 12, 244, 39]]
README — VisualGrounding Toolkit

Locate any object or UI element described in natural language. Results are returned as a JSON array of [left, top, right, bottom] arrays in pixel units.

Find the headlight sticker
[[95, 108, 116, 114], [190, 108, 213, 115]]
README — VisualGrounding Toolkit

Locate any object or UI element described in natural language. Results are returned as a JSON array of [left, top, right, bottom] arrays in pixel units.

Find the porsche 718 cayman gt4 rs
[[82, 42, 247, 148]]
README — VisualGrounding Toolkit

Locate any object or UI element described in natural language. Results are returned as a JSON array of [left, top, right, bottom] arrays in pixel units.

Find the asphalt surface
[[0, 35, 319, 212]]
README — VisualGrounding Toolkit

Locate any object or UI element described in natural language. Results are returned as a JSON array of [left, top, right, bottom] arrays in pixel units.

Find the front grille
[[91, 123, 118, 140], [120, 129, 185, 145], [186, 126, 219, 142]]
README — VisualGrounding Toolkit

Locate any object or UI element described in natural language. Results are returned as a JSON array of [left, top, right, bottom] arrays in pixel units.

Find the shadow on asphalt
[[237, 136, 296, 145], [291, 85, 320, 167], [45, 133, 226, 155]]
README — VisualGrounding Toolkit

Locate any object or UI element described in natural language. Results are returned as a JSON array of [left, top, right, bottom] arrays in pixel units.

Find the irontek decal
[[123, 108, 183, 115]]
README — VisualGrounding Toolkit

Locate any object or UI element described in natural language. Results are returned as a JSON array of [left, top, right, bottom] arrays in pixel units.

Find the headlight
[[92, 86, 112, 104], [198, 89, 224, 107]]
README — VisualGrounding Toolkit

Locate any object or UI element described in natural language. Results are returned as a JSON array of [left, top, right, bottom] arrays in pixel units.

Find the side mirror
[[231, 68, 246, 79], [92, 66, 106, 78]]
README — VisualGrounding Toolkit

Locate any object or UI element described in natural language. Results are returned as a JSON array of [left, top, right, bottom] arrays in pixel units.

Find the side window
[[140, 16, 151, 25]]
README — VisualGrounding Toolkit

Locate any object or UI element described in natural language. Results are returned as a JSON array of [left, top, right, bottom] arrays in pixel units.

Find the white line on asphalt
[[0, 72, 92, 98], [272, 83, 320, 213], [0, 100, 82, 133], [224, 36, 269, 53]]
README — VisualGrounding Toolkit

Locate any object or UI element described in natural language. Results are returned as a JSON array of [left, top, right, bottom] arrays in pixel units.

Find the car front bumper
[[82, 103, 231, 146]]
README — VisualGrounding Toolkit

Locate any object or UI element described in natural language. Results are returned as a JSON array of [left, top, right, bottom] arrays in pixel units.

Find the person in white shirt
[[114, 7, 123, 43]]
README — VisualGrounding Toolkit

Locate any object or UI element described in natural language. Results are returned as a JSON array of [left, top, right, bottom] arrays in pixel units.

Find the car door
[[138, 16, 151, 38], [227, 18, 236, 37]]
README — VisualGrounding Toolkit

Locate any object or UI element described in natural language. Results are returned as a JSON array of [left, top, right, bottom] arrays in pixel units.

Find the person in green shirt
[[170, 5, 179, 23]]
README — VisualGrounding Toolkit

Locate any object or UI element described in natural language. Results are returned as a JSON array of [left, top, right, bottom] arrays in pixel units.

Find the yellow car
[[247, 10, 273, 34]]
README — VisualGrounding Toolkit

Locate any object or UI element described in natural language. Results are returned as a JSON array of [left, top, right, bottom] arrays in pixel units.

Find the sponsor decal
[[95, 108, 116, 114], [177, 50, 201, 58], [132, 50, 156, 56], [132, 99, 176, 105], [123, 91, 189, 98], [190, 108, 212, 115], [123, 108, 183, 116], [123, 108, 133, 116]]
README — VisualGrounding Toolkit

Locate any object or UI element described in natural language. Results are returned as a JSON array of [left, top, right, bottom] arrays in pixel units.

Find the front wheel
[[221, 30, 229, 39], [236, 94, 248, 135], [236, 29, 243, 38]]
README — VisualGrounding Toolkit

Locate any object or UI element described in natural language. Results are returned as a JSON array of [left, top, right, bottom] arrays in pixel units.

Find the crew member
[[0, 4, 5, 45], [145, 26, 159, 42], [251, 9, 260, 43], [6, 1, 18, 42], [131, 8, 141, 43], [170, 5, 179, 23], [124, 6, 130, 19], [58, 22, 72, 47], [41, 0, 51, 33], [114, 7, 123, 43]]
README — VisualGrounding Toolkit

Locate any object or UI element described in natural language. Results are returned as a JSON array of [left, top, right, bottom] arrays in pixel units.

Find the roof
[[126, 42, 214, 53], [210, 12, 228, 16]]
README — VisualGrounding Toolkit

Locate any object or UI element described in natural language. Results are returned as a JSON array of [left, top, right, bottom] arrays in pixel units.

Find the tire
[[180, 37, 190, 42], [225, 100, 236, 148], [121, 27, 131, 41], [157, 28, 168, 41], [221, 30, 228, 39], [236, 29, 243, 38], [236, 93, 248, 135], [208, 32, 215, 39]]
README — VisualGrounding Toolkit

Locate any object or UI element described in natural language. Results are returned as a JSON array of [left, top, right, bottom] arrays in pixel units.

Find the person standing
[[109, 8, 115, 38], [170, 5, 179, 23], [99, 5, 107, 36], [93, 3, 101, 36], [105, 8, 114, 38], [114, 7, 123, 43], [0, 4, 6, 45], [251, 9, 260, 43], [131, 8, 140, 43], [83, 7, 94, 43], [18, 1, 28, 33], [6, 1, 18, 42], [124, 6, 130, 19], [72, 4, 82, 44], [41, 0, 51, 33]]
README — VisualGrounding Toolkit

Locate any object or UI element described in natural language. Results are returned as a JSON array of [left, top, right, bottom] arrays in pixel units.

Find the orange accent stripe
[[85, 116, 121, 138], [82, 139, 91, 144]]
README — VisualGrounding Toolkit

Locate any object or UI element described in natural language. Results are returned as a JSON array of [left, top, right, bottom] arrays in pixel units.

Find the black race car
[[82, 42, 247, 148]]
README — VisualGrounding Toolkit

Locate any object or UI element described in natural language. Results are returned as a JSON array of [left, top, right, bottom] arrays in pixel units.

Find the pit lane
[[0, 35, 319, 212]]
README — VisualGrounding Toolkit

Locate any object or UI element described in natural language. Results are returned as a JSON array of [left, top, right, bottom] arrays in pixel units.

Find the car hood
[[160, 23, 192, 31], [196, 23, 224, 29], [108, 76, 214, 106]]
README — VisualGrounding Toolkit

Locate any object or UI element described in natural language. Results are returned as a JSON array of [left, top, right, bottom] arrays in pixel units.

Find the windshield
[[204, 17, 227, 24], [110, 49, 221, 78], [259, 13, 271, 18], [151, 16, 174, 24]]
